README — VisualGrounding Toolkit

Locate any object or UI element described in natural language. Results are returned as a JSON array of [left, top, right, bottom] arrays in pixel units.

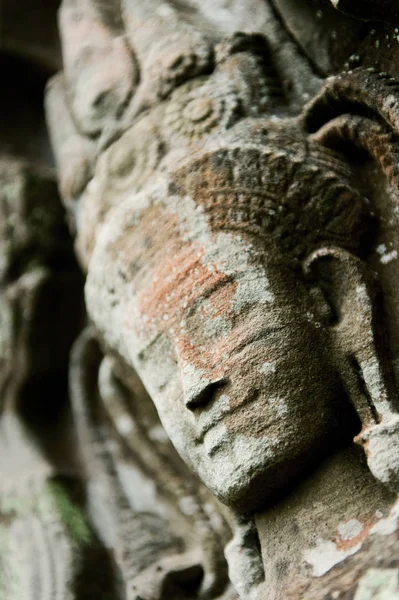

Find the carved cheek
[[222, 340, 292, 439]]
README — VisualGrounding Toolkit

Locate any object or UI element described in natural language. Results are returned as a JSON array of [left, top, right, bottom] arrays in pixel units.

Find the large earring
[[304, 246, 399, 491]]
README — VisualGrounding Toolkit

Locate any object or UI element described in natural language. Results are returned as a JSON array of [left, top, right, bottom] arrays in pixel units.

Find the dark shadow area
[[1, 53, 56, 165]]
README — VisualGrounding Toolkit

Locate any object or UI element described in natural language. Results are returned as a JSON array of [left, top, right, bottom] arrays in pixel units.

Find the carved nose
[[184, 376, 228, 411]]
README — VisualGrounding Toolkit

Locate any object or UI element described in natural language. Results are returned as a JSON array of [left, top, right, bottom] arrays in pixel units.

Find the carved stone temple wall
[[3, 0, 399, 598]]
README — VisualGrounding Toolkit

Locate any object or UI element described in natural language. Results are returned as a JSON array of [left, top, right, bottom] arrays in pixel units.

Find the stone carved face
[[86, 135, 360, 510], [46, 8, 399, 513]]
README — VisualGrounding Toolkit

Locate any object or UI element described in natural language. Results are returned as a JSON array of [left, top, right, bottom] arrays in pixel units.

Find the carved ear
[[304, 246, 399, 490], [304, 246, 396, 424]]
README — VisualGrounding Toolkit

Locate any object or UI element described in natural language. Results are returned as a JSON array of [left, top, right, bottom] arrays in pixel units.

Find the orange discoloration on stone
[[334, 518, 375, 552], [138, 244, 235, 325], [105, 203, 182, 290]]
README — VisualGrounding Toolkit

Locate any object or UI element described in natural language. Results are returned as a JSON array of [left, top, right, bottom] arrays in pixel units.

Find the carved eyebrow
[[183, 273, 235, 318], [138, 255, 236, 323], [227, 323, 293, 357]]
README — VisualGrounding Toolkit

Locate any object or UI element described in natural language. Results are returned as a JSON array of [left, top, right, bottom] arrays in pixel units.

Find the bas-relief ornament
[[0, 158, 122, 600], [46, 0, 399, 597]]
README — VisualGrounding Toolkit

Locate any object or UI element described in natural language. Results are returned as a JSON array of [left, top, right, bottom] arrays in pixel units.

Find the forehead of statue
[[127, 200, 300, 334], [125, 147, 296, 267]]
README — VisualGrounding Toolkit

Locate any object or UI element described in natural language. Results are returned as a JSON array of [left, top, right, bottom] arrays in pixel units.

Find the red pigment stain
[[333, 517, 376, 551]]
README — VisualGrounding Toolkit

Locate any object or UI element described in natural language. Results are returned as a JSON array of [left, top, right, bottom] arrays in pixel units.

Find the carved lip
[[203, 421, 229, 456]]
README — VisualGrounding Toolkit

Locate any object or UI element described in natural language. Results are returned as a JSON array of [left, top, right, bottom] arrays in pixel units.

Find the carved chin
[[184, 422, 336, 512]]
